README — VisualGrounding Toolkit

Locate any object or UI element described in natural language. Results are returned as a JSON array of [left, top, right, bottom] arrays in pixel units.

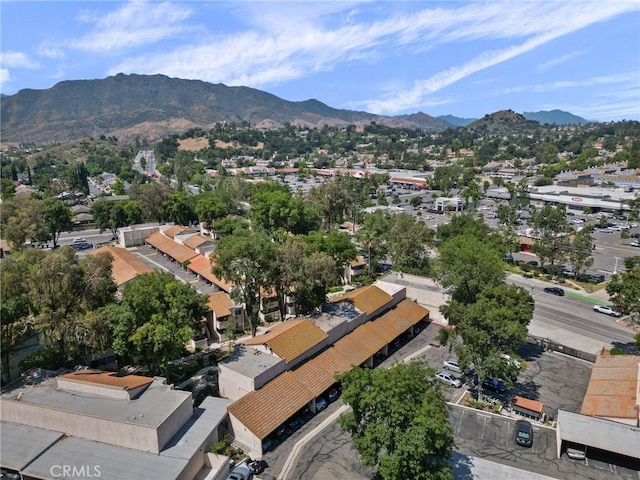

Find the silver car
[[435, 371, 462, 388], [442, 359, 461, 373]]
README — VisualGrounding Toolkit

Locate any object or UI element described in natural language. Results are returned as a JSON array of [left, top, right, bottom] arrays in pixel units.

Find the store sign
[[571, 197, 583, 202]]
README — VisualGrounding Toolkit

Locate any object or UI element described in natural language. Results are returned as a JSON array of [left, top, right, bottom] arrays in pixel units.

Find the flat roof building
[[0, 369, 233, 479]]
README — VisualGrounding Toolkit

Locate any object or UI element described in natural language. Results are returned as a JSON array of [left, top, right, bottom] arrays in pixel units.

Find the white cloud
[[501, 72, 637, 94], [105, 1, 638, 114], [2, 51, 39, 69], [537, 51, 584, 72], [67, 0, 194, 53], [37, 43, 65, 60], [0, 68, 10, 91]]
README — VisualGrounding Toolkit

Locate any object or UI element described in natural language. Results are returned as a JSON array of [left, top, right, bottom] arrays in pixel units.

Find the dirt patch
[[179, 137, 210, 151]]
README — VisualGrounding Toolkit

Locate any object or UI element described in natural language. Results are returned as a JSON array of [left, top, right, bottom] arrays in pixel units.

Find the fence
[[526, 335, 598, 363]]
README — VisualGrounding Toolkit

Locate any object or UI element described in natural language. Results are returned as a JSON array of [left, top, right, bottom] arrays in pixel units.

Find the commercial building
[[0, 369, 232, 479], [528, 185, 637, 213], [556, 355, 640, 462]]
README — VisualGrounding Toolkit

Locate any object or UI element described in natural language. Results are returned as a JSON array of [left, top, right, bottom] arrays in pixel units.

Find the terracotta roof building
[[243, 319, 328, 364], [91, 245, 154, 287], [225, 283, 431, 458], [580, 354, 640, 426], [329, 285, 393, 315], [146, 231, 199, 264]]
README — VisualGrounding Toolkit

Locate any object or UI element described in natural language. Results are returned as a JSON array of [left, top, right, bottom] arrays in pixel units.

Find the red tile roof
[[512, 395, 544, 413], [243, 319, 328, 363], [227, 298, 430, 440], [227, 372, 313, 440], [59, 369, 153, 390], [91, 246, 153, 286], [146, 232, 199, 264], [581, 355, 639, 420], [186, 254, 233, 292], [207, 292, 233, 318], [330, 285, 393, 315], [163, 225, 196, 239], [183, 235, 214, 249]]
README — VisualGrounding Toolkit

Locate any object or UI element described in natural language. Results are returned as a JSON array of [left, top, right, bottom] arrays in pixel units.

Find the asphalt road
[[507, 275, 636, 352]]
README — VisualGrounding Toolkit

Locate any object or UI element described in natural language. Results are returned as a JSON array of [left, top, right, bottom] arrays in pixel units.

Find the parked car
[[482, 376, 507, 394], [593, 304, 621, 317], [274, 424, 286, 438], [442, 359, 461, 373], [434, 371, 462, 388], [226, 464, 252, 480], [315, 396, 328, 411], [561, 267, 575, 276], [70, 242, 92, 250], [526, 260, 539, 267], [600, 227, 614, 233], [630, 241, 640, 247], [578, 273, 605, 283], [327, 386, 340, 402], [631, 233, 640, 238], [566, 447, 586, 460], [515, 420, 533, 447], [543, 286, 565, 296]]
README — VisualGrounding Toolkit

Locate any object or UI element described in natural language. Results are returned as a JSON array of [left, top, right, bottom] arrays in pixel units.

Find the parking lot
[[256, 322, 638, 480]]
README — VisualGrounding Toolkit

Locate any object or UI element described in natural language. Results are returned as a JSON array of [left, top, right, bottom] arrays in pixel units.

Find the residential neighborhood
[[1, 119, 640, 480]]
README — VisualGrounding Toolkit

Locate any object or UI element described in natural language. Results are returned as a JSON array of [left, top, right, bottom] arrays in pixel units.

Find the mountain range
[[0, 73, 589, 145]]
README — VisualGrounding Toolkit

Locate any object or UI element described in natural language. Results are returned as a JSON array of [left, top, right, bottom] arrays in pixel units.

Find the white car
[[435, 371, 462, 388], [443, 359, 461, 373], [593, 305, 621, 317], [630, 241, 640, 247]]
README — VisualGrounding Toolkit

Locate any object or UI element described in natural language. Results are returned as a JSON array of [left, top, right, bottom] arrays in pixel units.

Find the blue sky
[[2, 1, 639, 121]]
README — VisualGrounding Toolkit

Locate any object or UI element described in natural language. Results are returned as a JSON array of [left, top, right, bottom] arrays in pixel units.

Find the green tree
[[195, 191, 237, 231], [0, 197, 44, 249], [274, 239, 337, 315], [528, 204, 572, 267], [461, 179, 482, 208], [606, 269, 640, 319], [212, 231, 276, 335], [302, 230, 357, 283], [41, 198, 74, 248], [130, 182, 173, 222], [0, 178, 16, 200], [439, 284, 534, 399], [410, 196, 423, 208], [307, 178, 350, 230], [90, 200, 131, 237], [339, 362, 454, 480], [634, 332, 640, 351], [250, 186, 319, 236], [160, 191, 197, 226], [386, 214, 434, 275], [27, 248, 117, 366], [567, 226, 594, 278], [106, 271, 208, 371], [357, 210, 392, 277], [0, 251, 37, 382], [436, 235, 505, 304]]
